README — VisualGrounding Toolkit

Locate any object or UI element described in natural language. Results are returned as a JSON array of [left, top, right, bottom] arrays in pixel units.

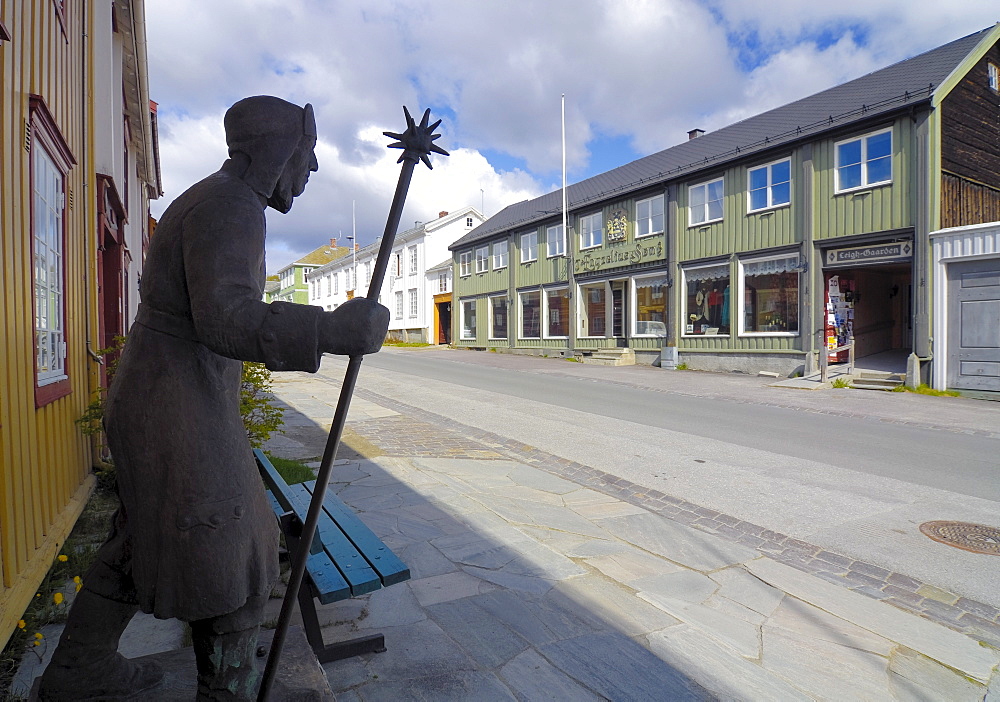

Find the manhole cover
[[919, 521, 1000, 555]]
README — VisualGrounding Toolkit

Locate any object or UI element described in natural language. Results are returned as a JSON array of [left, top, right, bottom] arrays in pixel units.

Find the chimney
[[330, 237, 337, 248], [439, 211, 448, 218], [688, 129, 705, 140], [354, 243, 359, 251]]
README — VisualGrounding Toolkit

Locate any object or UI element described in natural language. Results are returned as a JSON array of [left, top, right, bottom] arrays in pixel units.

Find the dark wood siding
[[941, 172, 1000, 228], [940, 41, 1000, 187]]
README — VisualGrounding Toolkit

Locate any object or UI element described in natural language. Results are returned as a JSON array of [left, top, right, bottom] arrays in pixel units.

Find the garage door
[[948, 258, 1000, 391]]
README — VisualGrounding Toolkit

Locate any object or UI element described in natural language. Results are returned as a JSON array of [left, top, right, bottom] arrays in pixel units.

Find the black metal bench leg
[[295, 582, 387, 662]]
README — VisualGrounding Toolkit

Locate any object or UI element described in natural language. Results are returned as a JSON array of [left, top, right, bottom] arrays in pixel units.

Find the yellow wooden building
[[0, 0, 159, 645]]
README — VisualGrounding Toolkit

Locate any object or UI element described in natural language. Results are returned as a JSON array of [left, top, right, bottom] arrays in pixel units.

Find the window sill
[[835, 181, 892, 196], [688, 219, 723, 229], [36, 377, 71, 408], [741, 331, 799, 337], [747, 203, 789, 215], [635, 231, 663, 239]]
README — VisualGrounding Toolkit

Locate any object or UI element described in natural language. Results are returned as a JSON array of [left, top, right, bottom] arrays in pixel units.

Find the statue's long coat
[[106, 159, 325, 622]]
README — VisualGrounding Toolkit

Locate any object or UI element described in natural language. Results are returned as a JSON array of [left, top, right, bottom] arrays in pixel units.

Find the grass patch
[[899, 383, 961, 397], [382, 341, 431, 348], [675, 363, 688, 370], [264, 454, 315, 485], [831, 377, 852, 388]]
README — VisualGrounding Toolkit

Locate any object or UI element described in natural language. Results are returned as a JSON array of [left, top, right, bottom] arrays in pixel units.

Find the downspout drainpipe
[[81, 0, 103, 368]]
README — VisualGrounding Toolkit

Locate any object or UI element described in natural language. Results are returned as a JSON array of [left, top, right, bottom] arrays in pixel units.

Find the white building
[[308, 207, 484, 343]]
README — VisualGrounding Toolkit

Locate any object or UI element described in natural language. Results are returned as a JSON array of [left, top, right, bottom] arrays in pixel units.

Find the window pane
[[744, 270, 799, 333], [838, 164, 862, 190], [749, 167, 768, 191], [867, 131, 891, 159], [462, 300, 476, 339], [708, 198, 724, 221], [684, 269, 730, 335], [837, 140, 861, 167], [708, 179, 724, 202], [750, 188, 768, 211], [634, 280, 666, 336], [520, 291, 540, 338], [690, 184, 706, 209], [867, 155, 892, 184], [580, 284, 605, 336], [771, 160, 790, 183], [491, 297, 508, 338], [771, 181, 790, 205], [546, 288, 569, 337]]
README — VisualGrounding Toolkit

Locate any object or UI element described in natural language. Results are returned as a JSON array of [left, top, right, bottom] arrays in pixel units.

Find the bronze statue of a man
[[39, 96, 389, 701]]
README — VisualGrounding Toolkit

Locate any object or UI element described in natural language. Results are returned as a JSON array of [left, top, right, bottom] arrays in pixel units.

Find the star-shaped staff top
[[384, 107, 450, 169]]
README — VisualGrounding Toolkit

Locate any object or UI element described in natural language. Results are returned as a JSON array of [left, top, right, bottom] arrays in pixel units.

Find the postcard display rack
[[825, 274, 854, 362]]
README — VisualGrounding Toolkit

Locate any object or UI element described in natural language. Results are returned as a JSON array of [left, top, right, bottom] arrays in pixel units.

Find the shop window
[[683, 263, 730, 336], [579, 283, 606, 337], [545, 287, 569, 338], [836, 128, 892, 192], [633, 276, 667, 337], [475, 245, 489, 273], [520, 231, 537, 263], [748, 159, 791, 212], [459, 250, 472, 277], [490, 295, 508, 339], [740, 256, 799, 334], [493, 240, 508, 269], [30, 96, 75, 406], [461, 299, 477, 339], [579, 212, 603, 249], [547, 224, 565, 257], [689, 178, 724, 226], [636, 195, 664, 238], [394, 290, 403, 319], [520, 290, 541, 338], [408, 289, 418, 317]]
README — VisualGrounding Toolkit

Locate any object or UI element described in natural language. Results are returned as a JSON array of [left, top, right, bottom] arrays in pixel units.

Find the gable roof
[[450, 26, 994, 251], [286, 243, 349, 269]]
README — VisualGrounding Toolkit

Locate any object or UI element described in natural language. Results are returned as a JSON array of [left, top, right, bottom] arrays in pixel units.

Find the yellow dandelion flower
[[73, 576, 82, 584], [57, 555, 68, 562], [75, 582, 82, 592], [53, 592, 64, 605], [17, 620, 25, 629], [34, 632, 43, 640], [33, 640, 41, 647]]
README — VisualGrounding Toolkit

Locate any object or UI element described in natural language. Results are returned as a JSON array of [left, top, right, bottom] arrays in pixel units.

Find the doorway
[[437, 301, 451, 345], [947, 258, 1000, 391]]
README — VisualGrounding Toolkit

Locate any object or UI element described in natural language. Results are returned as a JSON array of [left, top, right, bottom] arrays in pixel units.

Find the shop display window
[[633, 277, 666, 337], [683, 264, 730, 335], [490, 295, 508, 339], [461, 299, 476, 340], [741, 256, 799, 334], [520, 290, 541, 338], [579, 283, 606, 337], [545, 287, 570, 338]]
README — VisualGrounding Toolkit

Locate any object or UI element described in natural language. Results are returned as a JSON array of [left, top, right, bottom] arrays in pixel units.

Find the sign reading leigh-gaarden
[[825, 240, 912, 267], [574, 239, 664, 275]]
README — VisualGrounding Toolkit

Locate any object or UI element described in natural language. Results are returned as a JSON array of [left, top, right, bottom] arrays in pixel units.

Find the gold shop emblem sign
[[607, 209, 627, 243]]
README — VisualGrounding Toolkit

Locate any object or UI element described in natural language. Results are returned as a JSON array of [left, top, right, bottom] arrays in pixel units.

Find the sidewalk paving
[[264, 371, 1000, 701]]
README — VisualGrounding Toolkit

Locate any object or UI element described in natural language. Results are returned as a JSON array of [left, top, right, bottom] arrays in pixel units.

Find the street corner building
[[450, 25, 1000, 392], [0, 1, 161, 644]]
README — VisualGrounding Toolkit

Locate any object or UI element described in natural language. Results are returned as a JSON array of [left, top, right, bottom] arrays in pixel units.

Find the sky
[[144, 0, 998, 273]]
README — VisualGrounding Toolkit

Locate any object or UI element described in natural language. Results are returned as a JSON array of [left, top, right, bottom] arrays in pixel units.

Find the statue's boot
[[37, 589, 163, 700], [192, 621, 262, 701]]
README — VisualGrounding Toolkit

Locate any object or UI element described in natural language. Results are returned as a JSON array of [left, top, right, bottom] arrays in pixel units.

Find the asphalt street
[[324, 346, 1000, 608]]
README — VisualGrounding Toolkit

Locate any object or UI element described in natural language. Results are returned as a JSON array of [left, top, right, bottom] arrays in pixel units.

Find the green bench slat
[[301, 481, 410, 587], [265, 492, 351, 603], [255, 450, 381, 598]]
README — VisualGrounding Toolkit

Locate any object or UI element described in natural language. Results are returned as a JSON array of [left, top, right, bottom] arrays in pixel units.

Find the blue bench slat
[[301, 481, 410, 587], [265, 492, 351, 603], [256, 450, 379, 596]]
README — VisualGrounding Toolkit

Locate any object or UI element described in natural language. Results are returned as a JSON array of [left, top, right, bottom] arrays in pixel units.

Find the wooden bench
[[254, 449, 410, 663]]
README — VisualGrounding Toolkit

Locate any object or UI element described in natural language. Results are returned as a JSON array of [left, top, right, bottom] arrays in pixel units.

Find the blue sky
[[144, 0, 998, 272]]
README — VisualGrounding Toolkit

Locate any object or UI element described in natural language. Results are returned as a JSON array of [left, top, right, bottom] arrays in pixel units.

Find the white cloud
[[144, 0, 998, 270]]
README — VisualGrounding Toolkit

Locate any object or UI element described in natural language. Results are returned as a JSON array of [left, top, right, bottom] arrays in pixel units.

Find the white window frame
[[466, 216, 474, 227], [520, 231, 537, 263], [408, 246, 418, 275], [475, 245, 489, 273], [635, 195, 664, 238], [737, 253, 800, 337], [437, 270, 449, 293], [460, 298, 477, 340], [393, 251, 402, 277], [394, 290, 403, 319], [33, 141, 68, 387], [459, 250, 473, 277], [543, 286, 570, 339], [489, 294, 508, 340], [492, 240, 508, 269], [579, 212, 603, 250], [333, 273, 339, 295], [631, 274, 667, 337], [519, 289, 541, 339], [747, 158, 791, 213], [681, 262, 731, 338], [577, 281, 609, 338], [835, 128, 893, 193], [689, 178, 724, 226], [988, 62, 999, 93], [546, 224, 565, 257], [408, 288, 418, 317]]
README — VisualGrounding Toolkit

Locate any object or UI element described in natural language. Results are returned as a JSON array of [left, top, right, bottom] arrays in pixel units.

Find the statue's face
[[269, 136, 319, 213]]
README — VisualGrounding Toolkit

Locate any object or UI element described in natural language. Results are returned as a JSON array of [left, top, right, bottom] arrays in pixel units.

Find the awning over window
[[683, 264, 729, 282], [743, 256, 798, 276]]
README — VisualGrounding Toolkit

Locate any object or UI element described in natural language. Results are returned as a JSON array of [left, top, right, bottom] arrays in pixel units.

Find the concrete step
[[582, 349, 636, 366], [851, 376, 904, 391]]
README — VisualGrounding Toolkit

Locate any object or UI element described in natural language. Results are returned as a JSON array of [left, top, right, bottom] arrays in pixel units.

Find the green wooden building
[[450, 25, 1000, 385]]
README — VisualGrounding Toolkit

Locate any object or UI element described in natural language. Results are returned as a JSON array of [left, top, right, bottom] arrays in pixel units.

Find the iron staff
[[258, 107, 447, 701]]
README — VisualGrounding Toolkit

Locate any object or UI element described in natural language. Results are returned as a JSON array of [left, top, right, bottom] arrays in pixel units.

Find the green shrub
[[240, 362, 286, 449], [832, 377, 852, 388]]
